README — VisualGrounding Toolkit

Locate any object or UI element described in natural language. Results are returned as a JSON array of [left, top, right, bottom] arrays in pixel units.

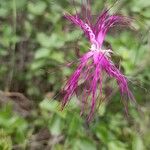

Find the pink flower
[[62, 3, 136, 121]]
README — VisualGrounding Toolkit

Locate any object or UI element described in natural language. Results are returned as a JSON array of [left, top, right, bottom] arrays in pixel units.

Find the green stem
[[6, 0, 17, 91]]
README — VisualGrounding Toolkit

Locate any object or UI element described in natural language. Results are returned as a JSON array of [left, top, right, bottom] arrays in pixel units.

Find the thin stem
[[6, 0, 17, 91]]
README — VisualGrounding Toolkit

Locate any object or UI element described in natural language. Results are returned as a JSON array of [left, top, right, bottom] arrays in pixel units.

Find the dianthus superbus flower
[[62, 2, 136, 121]]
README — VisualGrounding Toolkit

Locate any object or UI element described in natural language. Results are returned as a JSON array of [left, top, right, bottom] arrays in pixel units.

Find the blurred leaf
[[40, 99, 66, 118], [108, 141, 127, 150], [37, 33, 65, 48], [34, 48, 51, 59], [0, 104, 28, 144], [28, 1, 46, 15], [15, 0, 27, 9], [0, 129, 12, 150], [49, 117, 62, 136], [73, 139, 96, 150], [65, 30, 82, 42], [93, 125, 115, 143], [0, 7, 9, 17], [30, 59, 46, 70], [37, 33, 52, 48], [67, 115, 82, 136], [50, 52, 64, 63], [141, 9, 150, 18], [132, 134, 145, 150], [98, 103, 106, 116]]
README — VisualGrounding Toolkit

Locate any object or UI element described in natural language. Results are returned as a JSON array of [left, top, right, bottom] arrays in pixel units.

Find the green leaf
[[98, 103, 106, 116], [30, 59, 45, 70], [0, 8, 9, 17], [37, 33, 65, 48], [132, 134, 145, 150], [50, 52, 64, 63], [108, 141, 127, 150], [37, 33, 52, 48], [141, 9, 150, 18], [49, 117, 62, 136], [40, 99, 66, 118], [28, 1, 46, 15], [73, 139, 96, 150], [131, 0, 150, 12], [0, 129, 12, 150], [65, 30, 82, 42], [67, 115, 82, 136], [93, 124, 115, 144], [34, 48, 51, 59]]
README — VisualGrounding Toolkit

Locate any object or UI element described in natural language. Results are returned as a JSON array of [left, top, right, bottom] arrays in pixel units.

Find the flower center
[[90, 43, 113, 57]]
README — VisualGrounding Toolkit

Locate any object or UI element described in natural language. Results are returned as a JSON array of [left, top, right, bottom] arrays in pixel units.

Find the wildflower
[[62, 2, 136, 121]]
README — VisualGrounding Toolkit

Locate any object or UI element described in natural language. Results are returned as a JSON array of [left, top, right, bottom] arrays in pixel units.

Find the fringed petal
[[94, 9, 131, 47], [65, 14, 93, 40], [63, 3, 135, 121], [100, 54, 135, 103]]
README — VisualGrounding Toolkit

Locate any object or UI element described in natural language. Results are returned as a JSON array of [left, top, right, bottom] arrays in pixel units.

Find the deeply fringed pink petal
[[62, 51, 135, 120], [62, 52, 93, 108], [94, 9, 131, 47], [63, 3, 135, 120], [100, 54, 135, 102], [65, 14, 92, 40]]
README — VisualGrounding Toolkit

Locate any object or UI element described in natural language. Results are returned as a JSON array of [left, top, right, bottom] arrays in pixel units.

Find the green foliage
[[0, 129, 12, 150], [0, 104, 28, 147], [0, 0, 149, 149]]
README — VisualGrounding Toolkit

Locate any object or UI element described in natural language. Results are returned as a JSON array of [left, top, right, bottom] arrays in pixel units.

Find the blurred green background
[[0, 0, 149, 149]]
